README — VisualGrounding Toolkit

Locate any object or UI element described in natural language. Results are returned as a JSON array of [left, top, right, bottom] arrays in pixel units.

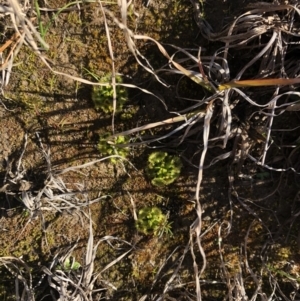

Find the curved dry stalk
[[192, 2, 300, 43], [108, 110, 206, 138], [219, 77, 300, 90], [43, 214, 133, 301], [0, 256, 35, 301]]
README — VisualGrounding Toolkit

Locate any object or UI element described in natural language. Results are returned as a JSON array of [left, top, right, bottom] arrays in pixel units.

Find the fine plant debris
[[1, 0, 300, 300]]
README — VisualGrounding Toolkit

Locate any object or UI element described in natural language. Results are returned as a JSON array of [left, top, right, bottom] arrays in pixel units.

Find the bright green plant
[[92, 73, 127, 113], [97, 134, 129, 163], [57, 256, 81, 272], [136, 206, 172, 237], [146, 151, 182, 187]]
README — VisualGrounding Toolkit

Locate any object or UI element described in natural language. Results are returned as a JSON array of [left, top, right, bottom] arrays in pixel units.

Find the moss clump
[[146, 151, 182, 187], [97, 134, 129, 163], [92, 74, 127, 113], [136, 207, 172, 236]]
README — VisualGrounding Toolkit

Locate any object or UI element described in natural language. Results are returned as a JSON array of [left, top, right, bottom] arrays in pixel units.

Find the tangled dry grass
[[1, 0, 300, 300]]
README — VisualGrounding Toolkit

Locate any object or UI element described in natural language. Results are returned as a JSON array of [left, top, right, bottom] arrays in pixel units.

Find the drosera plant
[[56, 256, 81, 272], [146, 151, 182, 187], [97, 133, 129, 163], [91, 73, 128, 113], [136, 206, 172, 237]]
